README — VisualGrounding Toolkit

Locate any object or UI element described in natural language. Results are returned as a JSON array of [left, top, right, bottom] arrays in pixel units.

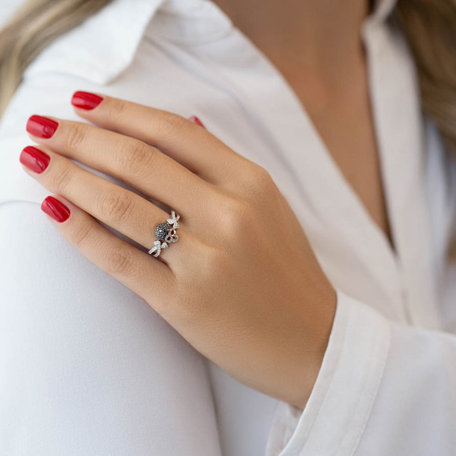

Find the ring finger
[[19, 144, 190, 265]]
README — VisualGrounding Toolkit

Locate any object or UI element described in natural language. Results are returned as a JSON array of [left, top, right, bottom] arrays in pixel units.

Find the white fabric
[[1, 0, 456, 454]]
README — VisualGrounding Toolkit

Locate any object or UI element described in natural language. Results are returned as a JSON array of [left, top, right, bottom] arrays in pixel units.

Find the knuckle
[[247, 164, 275, 190], [65, 122, 87, 150], [156, 112, 188, 137], [105, 97, 127, 120], [72, 220, 93, 249], [117, 140, 153, 175], [106, 247, 136, 276], [219, 196, 252, 235], [50, 162, 74, 194], [239, 164, 278, 207], [98, 191, 135, 223]]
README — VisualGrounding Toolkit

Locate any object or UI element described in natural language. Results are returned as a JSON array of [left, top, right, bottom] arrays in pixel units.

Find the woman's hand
[[20, 91, 336, 409]]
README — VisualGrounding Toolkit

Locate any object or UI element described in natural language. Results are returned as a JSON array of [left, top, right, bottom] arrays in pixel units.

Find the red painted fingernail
[[26, 115, 59, 138], [71, 91, 104, 110], [189, 115, 206, 129], [41, 196, 70, 223], [19, 146, 50, 174]]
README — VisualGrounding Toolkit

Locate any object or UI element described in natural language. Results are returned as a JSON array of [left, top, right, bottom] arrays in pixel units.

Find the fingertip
[[71, 90, 104, 111], [41, 195, 72, 223], [25, 115, 59, 139], [188, 115, 206, 129]]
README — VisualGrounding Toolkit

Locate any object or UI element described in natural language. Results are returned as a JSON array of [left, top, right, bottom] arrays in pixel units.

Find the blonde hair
[[394, 0, 456, 154], [0, 0, 112, 115]]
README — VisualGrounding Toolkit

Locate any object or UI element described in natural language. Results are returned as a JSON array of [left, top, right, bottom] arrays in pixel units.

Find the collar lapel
[[362, 20, 443, 329], [24, 0, 165, 84], [186, 18, 406, 321]]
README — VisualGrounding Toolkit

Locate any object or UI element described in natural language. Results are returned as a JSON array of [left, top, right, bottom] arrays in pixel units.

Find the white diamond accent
[[148, 211, 180, 258]]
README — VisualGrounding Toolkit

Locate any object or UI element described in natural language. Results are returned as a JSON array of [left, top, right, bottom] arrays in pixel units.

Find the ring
[[148, 210, 180, 258]]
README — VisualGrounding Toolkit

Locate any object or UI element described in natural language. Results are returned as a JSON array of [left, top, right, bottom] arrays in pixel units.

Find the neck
[[211, 0, 371, 76]]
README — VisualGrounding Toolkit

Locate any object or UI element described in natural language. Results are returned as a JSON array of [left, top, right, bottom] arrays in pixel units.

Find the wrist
[[292, 287, 337, 410]]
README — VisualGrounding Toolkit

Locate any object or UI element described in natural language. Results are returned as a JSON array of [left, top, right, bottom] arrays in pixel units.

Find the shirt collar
[[368, 0, 398, 24], [23, 0, 399, 84], [24, 0, 165, 84]]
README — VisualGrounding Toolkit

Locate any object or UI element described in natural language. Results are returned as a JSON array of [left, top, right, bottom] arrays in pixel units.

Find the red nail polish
[[26, 115, 59, 138], [189, 115, 206, 129], [19, 146, 50, 174], [71, 91, 104, 110], [41, 196, 70, 222]]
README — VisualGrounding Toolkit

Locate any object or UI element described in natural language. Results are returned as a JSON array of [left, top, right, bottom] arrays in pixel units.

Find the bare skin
[[213, 0, 395, 250], [18, 0, 388, 413]]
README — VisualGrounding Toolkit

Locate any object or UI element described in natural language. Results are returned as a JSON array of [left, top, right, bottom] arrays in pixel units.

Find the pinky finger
[[40, 195, 175, 310]]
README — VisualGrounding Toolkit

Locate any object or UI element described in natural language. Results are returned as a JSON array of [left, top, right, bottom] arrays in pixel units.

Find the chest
[[274, 53, 395, 251]]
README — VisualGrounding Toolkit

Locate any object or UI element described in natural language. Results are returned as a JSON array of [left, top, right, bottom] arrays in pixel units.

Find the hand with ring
[[20, 91, 337, 409]]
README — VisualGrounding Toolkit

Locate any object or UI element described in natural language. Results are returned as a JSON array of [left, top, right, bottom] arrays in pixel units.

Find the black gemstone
[[155, 223, 171, 241]]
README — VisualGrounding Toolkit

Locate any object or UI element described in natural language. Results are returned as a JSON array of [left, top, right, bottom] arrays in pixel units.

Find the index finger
[[71, 91, 252, 184]]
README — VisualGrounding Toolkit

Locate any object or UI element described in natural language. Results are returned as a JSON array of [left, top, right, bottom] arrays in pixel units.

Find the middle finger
[[25, 115, 213, 215]]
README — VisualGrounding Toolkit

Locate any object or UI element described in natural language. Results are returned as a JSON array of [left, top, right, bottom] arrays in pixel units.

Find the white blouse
[[1, 0, 456, 454]]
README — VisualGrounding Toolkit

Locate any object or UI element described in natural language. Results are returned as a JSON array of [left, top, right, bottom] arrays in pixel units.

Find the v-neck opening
[[150, 0, 443, 326], [202, 1, 400, 266]]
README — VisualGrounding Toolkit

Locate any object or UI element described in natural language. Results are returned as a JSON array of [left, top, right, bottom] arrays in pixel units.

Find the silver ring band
[[148, 210, 180, 258]]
